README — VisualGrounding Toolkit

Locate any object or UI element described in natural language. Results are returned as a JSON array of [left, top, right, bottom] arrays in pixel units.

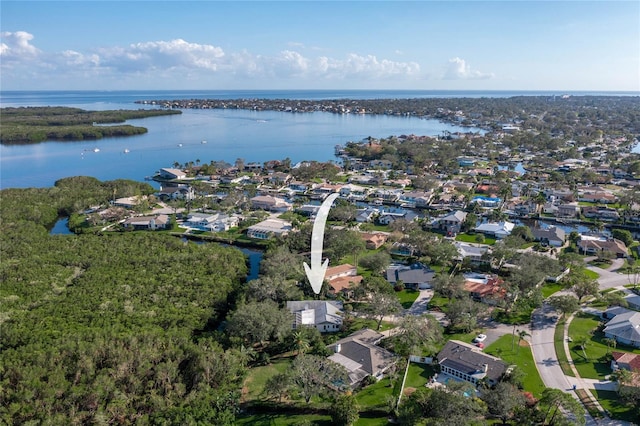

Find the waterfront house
[[183, 212, 239, 232], [471, 196, 502, 209], [432, 210, 467, 235], [158, 168, 187, 180], [327, 328, 397, 387], [531, 226, 566, 247], [436, 340, 508, 387], [156, 185, 195, 201], [113, 196, 146, 209], [377, 210, 419, 226], [556, 202, 581, 218], [122, 214, 170, 231], [246, 218, 292, 240], [286, 300, 343, 333], [355, 207, 379, 223], [340, 184, 370, 201], [474, 221, 515, 239], [399, 190, 434, 208], [581, 206, 620, 221]]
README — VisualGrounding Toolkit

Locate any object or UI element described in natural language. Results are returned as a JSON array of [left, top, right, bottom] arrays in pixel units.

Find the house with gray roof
[[436, 340, 508, 387], [531, 226, 566, 247], [327, 328, 397, 387], [287, 300, 343, 333], [385, 263, 435, 289], [603, 311, 640, 348]]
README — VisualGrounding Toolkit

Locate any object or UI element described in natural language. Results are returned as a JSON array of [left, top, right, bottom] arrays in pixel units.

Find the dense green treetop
[[0, 179, 249, 424], [0, 106, 181, 144]]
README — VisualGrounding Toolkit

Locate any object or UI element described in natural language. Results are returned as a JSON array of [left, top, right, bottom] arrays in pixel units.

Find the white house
[[183, 212, 239, 232], [286, 300, 343, 333], [246, 218, 292, 239], [474, 221, 515, 239], [250, 195, 292, 212]]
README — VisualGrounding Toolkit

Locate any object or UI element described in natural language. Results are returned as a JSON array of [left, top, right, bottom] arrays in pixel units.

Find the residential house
[[340, 184, 369, 201], [286, 300, 343, 333], [436, 340, 508, 387], [603, 311, 640, 348], [624, 293, 640, 310], [246, 218, 292, 239], [327, 328, 397, 387], [288, 181, 310, 195], [183, 212, 239, 232], [360, 232, 389, 250], [577, 237, 628, 258], [610, 351, 640, 373], [463, 273, 506, 305], [474, 221, 515, 239], [250, 195, 292, 212], [602, 306, 635, 321], [158, 168, 187, 180], [399, 190, 433, 208], [296, 204, 321, 217], [556, 202, 581, 218], [122, 214, 170, 231], [531, 226, 566, 247], [454, 242, 490, 265], [378, 210, 419, 226], [582, 206, 620, 221], [326, 264, 363, 297], [311, 183, 344, 200], [267, 172, 292, 186], [113, 196, 145, 209], [385, 263, 435, 289], [355, 207, 379, 223], [156, 185, 195, 201], [432, 210, 467, 235], [579, 191, 617, 204], [390, 242, 415, 257], [471, 196, 502, 209]]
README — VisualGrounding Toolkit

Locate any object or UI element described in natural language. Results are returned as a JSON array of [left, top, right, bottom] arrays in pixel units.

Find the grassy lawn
[[395, 289, 420, 309], [403, 362, 435, 389], [342, 316, 395, 335], [568, 312, 640, 379], [427, 294, 450, 312], [553, 318, 575, 377], [484, 335, 547, 398], [236, 413, 333, 425], [242, 358, 292, 403], [443, 330, 480, 347], [541, 282, 566, 299], [492, 307, 534, 325], [356, 377, 395, 410], [455, 233, 496, 245], [583, 269, 600, 280], [590, 389, 640, 423]]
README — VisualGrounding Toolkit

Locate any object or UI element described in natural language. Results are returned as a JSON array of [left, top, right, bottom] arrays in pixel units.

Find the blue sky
[[1, 1, 638, 91]]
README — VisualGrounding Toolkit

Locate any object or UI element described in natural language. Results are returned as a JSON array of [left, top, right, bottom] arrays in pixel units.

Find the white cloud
[[0, 32, 423, 88], [444, 57, 494, 80], [0, 31, 40, 61]]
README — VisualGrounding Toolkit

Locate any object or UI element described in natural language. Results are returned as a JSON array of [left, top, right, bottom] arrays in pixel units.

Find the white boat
[[177, 143, 183, 147], [93, 148, 100, 152], [123, 149, 130, 153], [201, 140, 207, 144]]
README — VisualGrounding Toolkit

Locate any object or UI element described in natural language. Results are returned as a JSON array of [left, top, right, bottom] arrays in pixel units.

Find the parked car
[[475, 342, 485, 349], [472, 334, 487, 343]]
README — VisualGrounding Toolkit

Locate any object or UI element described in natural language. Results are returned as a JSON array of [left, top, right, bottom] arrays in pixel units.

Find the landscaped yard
[[484, 335, 547, 398], [553, 319, 574, 377], [236, 412, 333, 425], [396, 289, 420, 309], [568, 312, 640, 379], [241, 358, 291, 403], [455, 233, 496, 245], [403, 362, 435, 390], [590, 389, 639, 423], [541, 281, 566, 299]]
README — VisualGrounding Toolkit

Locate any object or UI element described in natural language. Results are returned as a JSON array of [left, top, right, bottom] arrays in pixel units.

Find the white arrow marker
[[304, 193, 340, 294]]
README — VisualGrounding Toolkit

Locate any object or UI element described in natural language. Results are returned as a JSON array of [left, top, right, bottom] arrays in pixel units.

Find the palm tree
[[576, 336, 589, 361], [603, 337, 617, 355], [516, 329, 531, 354], [292, 330, 310, 356]]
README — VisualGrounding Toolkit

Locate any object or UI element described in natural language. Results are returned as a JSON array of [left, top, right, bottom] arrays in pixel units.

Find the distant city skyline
[[1, 1, 638, 92]]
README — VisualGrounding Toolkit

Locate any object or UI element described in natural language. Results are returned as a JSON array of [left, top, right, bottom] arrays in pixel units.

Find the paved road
[[530, 301, 574, 392]]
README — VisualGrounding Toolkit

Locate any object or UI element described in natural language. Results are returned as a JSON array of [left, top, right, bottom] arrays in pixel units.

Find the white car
[[473, 334, 487, 343]]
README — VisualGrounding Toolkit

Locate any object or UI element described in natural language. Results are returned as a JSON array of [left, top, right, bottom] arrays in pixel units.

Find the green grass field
[[553, 319, 575, 377], [590, 389, 640, 423], [395, 289, 420, 309], [568, 312, 640, 379], [541, 282, 566, 299], [484, 335, 547, 398], [455, 233, 496, 245], [403, 362, 435, 390], [242, 358, 292, 403]]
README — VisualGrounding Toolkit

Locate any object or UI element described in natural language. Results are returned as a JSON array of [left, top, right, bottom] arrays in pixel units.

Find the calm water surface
[[1, 91, 488, 189]]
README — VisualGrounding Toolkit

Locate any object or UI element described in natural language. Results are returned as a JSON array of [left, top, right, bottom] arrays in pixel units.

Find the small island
[[0, 106, 181, 144]]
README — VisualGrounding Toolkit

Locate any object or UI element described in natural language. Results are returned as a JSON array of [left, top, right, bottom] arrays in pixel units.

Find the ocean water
[[1, 90, 636, 189]]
